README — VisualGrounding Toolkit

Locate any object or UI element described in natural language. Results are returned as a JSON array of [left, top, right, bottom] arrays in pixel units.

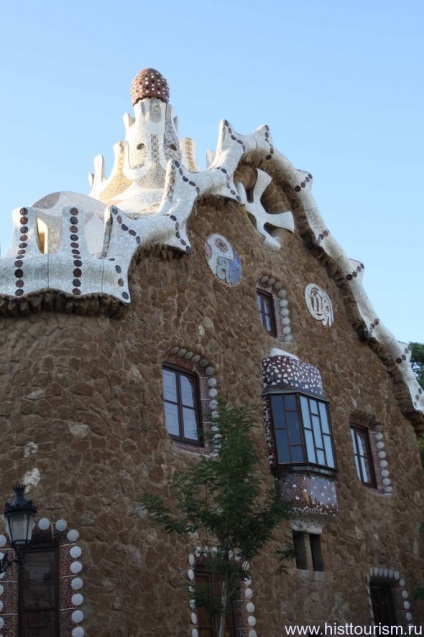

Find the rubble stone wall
[[0, 194, 423, 635]]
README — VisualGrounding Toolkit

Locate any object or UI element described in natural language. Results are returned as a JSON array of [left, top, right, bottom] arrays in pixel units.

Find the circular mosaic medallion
[[305, 283, 334, 327], [204, 234, 242, 287]]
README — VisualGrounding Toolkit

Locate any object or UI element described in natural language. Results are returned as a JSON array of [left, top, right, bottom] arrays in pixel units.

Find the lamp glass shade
[[6, 510, 35, 546], [3, 485, 37, 548]]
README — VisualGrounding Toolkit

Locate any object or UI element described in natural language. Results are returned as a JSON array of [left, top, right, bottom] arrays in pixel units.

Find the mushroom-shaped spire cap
[[130, 68, 170, 105]]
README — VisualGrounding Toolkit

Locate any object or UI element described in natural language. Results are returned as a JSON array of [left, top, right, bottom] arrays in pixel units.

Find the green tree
[[142, 401, 290, 637], [410, 343, 424, 467], [410, 342, 424, 390]]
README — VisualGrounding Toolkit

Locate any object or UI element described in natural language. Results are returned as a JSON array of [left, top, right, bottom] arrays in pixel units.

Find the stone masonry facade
[[0, 69, 423, 636]]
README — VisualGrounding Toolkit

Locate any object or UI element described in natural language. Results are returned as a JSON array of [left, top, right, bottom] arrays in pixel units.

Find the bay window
[[268, 393, 336, 472]]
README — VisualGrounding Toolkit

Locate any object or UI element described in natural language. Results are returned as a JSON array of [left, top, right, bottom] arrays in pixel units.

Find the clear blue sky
[[1, 0, 422, 342]]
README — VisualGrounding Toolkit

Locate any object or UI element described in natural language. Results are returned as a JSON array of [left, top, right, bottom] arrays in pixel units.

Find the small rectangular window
[[292, 532, 325, 571], [162, 365, 202, 444], [350, 425, 376, 487], [19, 544, 59, 637], [309, 534, 324, 572], [257, 289, 277, 336], [292, 531, 308, 570]]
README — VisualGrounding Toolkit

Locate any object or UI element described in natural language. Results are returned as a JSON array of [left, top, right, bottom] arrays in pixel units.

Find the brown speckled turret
[[130, 68, 170, 105]]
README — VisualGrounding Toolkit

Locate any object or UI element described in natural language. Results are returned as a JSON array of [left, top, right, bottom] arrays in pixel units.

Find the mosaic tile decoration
[[204, 234, 242, 287], [0, 67, 421, 417], [262, 351, 325, 399], [130, 68, 170, 105], [305, 283, 334, 327], [261, 351, 337, 530], [366, 568, 413, 627], [278, 472, 338, 531], [0, 519, 84, 637]]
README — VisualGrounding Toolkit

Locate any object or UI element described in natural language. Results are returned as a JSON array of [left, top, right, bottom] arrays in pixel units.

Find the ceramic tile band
[[0, 519, 84, 637], [373, 425, 392, 494]]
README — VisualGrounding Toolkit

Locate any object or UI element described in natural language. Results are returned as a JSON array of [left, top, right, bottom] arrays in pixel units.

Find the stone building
[[0, 68, 423, 636]]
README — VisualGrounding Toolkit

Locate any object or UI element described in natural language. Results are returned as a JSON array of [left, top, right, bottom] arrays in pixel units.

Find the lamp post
[[0, 485, 37, 574]]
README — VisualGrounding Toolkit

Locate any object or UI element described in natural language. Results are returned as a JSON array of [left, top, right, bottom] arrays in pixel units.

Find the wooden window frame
[[292, 532, 325, 572], [292, 531, 308, 570], [309, 534, 324, 572], [257, 289, 277, 337], [268, 392, 337, 473], [162, 363, 203, 445], [350, 423, 376, 488], [18, 542, 60, 637]]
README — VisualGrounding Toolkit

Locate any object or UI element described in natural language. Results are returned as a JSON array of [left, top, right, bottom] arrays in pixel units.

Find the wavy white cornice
[[0, 117, 421, 418]]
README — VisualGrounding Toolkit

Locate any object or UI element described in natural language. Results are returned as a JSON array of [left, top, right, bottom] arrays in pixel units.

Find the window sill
[[273, 463, 338, 480]]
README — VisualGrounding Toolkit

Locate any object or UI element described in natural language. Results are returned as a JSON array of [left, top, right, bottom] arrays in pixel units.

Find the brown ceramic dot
[[14, 260, 23, 268], [70, 217, 78, 225], [70, 226, 78, 233], [118, 278, 124, 287], [20, 217, 28, 225], [70, 207, 79, 215], [71, 242, 79, 249], [15, 269, 24, 278], [15, 289, 24, 296], [73, 289, 81, 296], [73, 269, 82, 277], [73, 279, 81, 287], [15, 280, 24, 288]]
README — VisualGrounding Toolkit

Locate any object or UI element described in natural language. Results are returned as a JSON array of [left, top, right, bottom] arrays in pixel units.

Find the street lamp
[[0, 485, 37, 573]]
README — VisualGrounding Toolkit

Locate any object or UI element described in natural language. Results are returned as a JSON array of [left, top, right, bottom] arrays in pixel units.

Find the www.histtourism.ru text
[[284, 624, 422, 635]]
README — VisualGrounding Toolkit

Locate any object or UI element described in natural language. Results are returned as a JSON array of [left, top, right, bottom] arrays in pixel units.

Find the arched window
[[256, 275, 292, 342], [162, 349, 218, 450], [350, 412, 391, 494], [162, 364, 202, 444]]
